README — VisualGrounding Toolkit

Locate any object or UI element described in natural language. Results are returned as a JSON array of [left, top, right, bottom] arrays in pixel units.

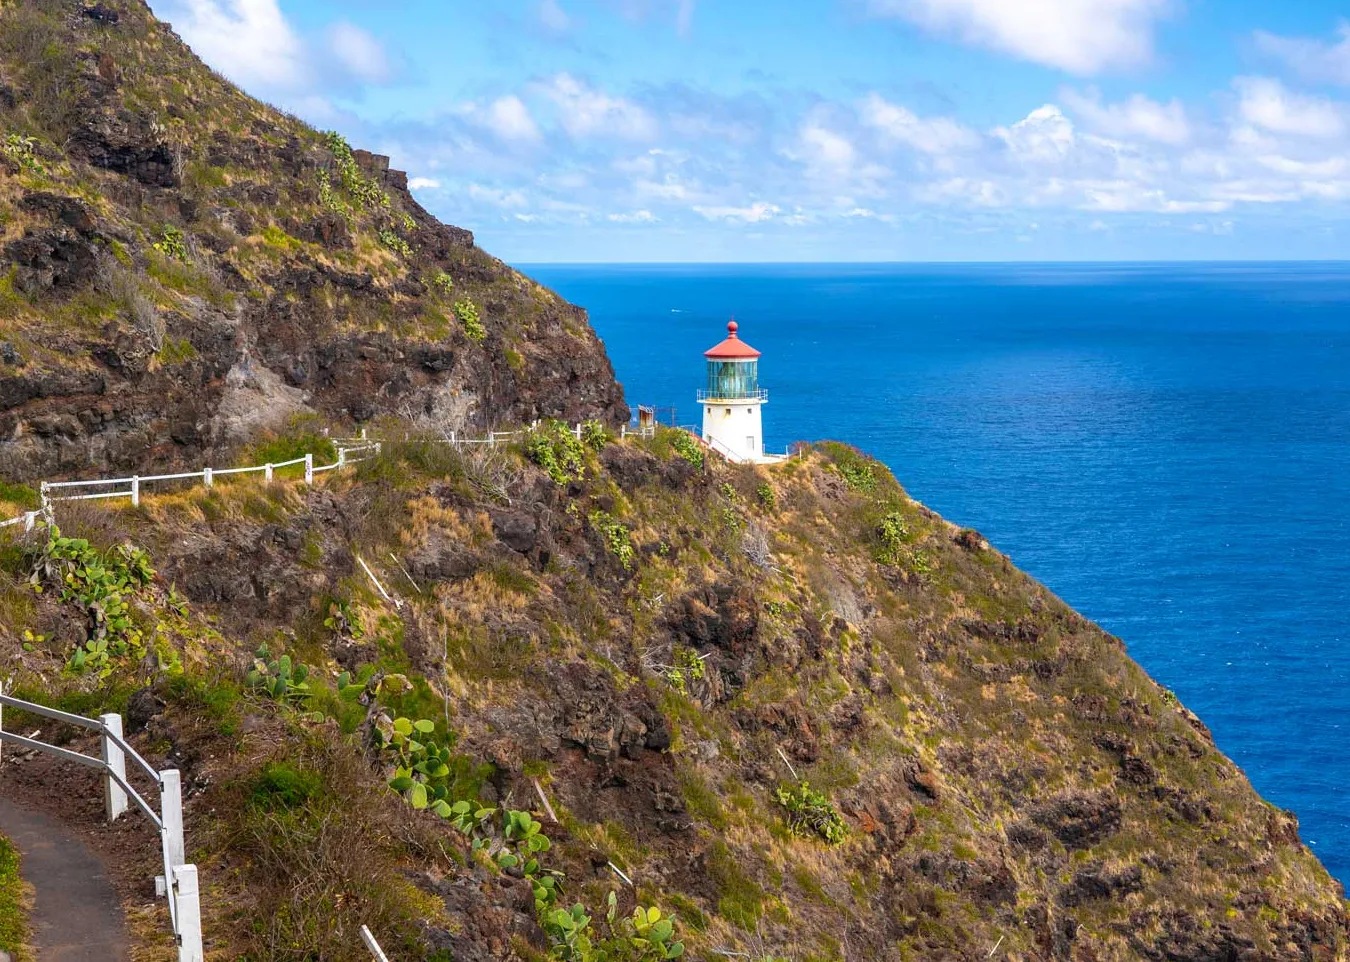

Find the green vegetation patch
[[29, 529, 157, 676], [774, 781, 848, 845], [669, 431, 705, 470], [526, 420, 587, 485], [0, 833, 28, 955], [455, 298, 485, 341]]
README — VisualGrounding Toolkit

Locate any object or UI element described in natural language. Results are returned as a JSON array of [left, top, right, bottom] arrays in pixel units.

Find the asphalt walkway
[[0, 797, 126, 962]]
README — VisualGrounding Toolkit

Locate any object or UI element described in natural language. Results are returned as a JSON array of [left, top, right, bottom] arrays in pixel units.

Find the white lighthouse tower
[[699, 320, 768, 463]]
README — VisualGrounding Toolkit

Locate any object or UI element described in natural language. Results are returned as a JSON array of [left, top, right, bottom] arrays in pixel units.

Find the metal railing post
[[38, 482, 48, 509], [202, 468, 213, 489], [304, 454, 314, 484], [361, 926, 391, 962], [130, 477, 140, 507], [337, 447, 347, 469], [100, 713, 128, 822], [161, 769, 185, 870], [173, 864, 204, 962]]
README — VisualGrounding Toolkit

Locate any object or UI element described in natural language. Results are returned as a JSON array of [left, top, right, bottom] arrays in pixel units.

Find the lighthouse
[[699, 320, 768, 462]]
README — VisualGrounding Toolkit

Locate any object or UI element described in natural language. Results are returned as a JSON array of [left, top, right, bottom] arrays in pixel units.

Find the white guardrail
[[0, 419, 788, 533], [0, 690, 203, 961], [35, 444, 382, 511]]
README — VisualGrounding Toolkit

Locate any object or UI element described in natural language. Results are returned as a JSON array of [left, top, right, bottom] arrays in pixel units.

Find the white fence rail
[[34, 444, 382, 511], [0, 691, 203, 961], [0, 415, 787, 534]]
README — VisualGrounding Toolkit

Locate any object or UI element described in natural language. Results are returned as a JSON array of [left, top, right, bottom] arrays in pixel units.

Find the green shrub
[[774, 781, 847, 845], [2, 133, 43, 174], [433, 271, 455, 294], [378, 715, 458, 814], [316, 169, 350, 217], [544, 893, 686, 961], [152, 225, 189, 262], [29, 529, 156, 675], [665, 646, 706, 695], [669, 431, 704, 470], [525, 420, 586, 485], [877, 512, 909, 564], [323, 130, 390, 211], [455, 298, 485, 341], [246, 642, 313, 704], [378, 227, 412, 257], [249, 427, 337, 470], [250, 761, 325, 811], [0, 481, 38, 511], [589, 511, 635, 571], [581, 420, 611, 451], [834, 451, 876, 493], [0, 833, 27, 953], [756, 482, 777, 511]]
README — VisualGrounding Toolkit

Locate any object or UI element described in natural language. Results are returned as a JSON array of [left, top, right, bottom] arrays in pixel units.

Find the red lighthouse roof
[[704, 320, 761, 360]]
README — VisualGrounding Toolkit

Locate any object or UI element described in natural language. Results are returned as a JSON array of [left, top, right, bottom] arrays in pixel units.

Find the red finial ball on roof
[[705, 318, 761, 359]]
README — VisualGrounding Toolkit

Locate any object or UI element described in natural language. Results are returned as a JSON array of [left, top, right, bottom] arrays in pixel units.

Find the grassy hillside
[[0, 0, 626, 483], [0, 424, 1344, 961]]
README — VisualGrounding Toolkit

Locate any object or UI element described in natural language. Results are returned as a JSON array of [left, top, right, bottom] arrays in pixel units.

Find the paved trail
[[0, 797, 127, 962]]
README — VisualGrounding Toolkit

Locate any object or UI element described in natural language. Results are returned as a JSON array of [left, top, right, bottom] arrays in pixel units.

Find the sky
[[146, 0, 1350, 262]]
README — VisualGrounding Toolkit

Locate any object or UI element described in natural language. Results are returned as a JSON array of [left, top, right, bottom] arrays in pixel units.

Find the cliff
[[0, 0, 627, 483], [0, 3, 1347, 962]]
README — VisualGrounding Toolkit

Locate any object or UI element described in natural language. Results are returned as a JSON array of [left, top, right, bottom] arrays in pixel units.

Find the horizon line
[[515, 257, 1350, 267]]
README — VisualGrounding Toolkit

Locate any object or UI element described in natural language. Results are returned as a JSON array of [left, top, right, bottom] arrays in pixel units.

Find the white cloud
[[454, 95, 543, 143], [798, 124, 856, 171], [693, 202, 781, 223], [867, 0, 1168, 75], [995, 105, 1076, 164], [1234, 77, 1347, 139], [860, 93, 980, 154], [327, 21, 391, 84], [487, 95, 543, 142], [538, 0, 571, 32], [1061, 89, 1190, 145], [607, 210, 659, 223], [408, 177, 441, 190], [469, 184, 529, 208], [162, 0, 307, 89], [1255, 24, 1350, 87], [541, 73, 657, 140]]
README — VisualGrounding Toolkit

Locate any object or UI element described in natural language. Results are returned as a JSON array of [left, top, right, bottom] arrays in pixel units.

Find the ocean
[[525, 262, 1350, 882]]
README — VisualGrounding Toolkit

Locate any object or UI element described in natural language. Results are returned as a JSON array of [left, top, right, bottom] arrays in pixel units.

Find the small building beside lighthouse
[[699, 320, 770, 463]]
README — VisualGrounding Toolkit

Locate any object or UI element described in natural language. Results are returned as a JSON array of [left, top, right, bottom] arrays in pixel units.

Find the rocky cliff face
[[0, 0, 627, 482], [3, 436, 1347, 962]]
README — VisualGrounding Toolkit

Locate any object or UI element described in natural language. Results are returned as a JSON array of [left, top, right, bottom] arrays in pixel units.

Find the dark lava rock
[[83, 3, 121, 23], [125, 687, 165, 734], [492, 510, 538, 554], [1060, 862, 1143, 907], [18, 192, 97, 233], [3, 228, 99, 295], [1033, 790, 1122, 849], [69, 111, 178, 187]]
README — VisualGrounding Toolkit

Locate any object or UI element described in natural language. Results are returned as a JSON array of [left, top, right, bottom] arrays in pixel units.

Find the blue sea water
[[525, 262, 1350, 882]]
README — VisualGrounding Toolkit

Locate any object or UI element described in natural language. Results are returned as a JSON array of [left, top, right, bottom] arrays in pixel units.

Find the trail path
[[0, 797, 127, 962]]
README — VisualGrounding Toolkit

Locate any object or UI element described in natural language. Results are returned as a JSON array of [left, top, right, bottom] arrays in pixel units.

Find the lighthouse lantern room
[[699, 320, 768, 462]]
